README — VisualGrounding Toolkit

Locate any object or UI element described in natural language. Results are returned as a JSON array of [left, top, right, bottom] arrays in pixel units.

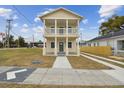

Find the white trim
[[55, 19, 57, 35], [39, 7, 83, 20], [43, 18, 80, 20], [66, 19, 68, 35]]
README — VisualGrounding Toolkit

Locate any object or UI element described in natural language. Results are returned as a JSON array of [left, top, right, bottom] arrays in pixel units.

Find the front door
[[59, 42, 64, 52]]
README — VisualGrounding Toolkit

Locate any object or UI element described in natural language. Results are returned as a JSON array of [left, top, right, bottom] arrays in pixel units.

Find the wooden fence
[[80, 46, 112, 56]]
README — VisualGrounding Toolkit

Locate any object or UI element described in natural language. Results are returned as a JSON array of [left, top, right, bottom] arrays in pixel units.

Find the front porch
[[45, 51, 78, 56], [43, 37, 80, 56]]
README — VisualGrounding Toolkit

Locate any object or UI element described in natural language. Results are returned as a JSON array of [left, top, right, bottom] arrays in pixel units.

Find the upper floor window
[[51, 42, 55, 48]]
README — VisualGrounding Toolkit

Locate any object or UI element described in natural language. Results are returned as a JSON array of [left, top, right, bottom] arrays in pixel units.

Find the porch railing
[[44, 28, 78, 36]]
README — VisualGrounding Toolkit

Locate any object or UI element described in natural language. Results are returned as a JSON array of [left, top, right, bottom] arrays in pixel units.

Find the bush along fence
[[80, 46, 112, 56]]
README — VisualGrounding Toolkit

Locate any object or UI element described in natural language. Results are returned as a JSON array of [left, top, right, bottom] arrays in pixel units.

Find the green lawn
[[0, 48, 56, 68]]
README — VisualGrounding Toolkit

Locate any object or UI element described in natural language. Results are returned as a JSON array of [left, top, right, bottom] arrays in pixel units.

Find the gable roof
[[39, 7, 83, 20], [90, 30, 124, 41]]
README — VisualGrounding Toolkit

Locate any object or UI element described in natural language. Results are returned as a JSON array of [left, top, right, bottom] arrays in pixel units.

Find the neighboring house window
[[68, 42, 72, 48], [122, 41, 124, 49], [97, 42, 99, 46], [51, 42, 55, 48], [94, 43, 96, 46]]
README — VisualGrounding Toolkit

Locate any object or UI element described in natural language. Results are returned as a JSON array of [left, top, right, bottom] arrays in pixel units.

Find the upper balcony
[[44, 28, 79, 37]]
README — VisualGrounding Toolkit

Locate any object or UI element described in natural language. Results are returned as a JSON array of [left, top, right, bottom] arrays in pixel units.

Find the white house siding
[[46, 38, 55, 53], [68, 39, 77, 53], [89, 35, 124, 56]]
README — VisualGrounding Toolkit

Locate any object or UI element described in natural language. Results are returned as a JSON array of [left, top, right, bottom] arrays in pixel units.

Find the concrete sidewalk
[[0, 66, 124, 86], [52, 56, 72, 69], [82, 52, 124, 65], [23, 68, 123, 86]]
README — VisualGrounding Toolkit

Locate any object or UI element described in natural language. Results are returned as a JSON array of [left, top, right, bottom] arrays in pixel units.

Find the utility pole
[[5, 19, 13, 48], [80, 32, 83, 40]]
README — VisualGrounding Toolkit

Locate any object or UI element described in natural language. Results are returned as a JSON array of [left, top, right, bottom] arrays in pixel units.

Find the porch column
[[66, 37, 68, 56], [43, 19, 46, 55], [55, 19, 57, 35], [55, 37, 57, 56], [54, 19, 57, 56], [66, 19, 68, 35], [77, 20, 80, 56]]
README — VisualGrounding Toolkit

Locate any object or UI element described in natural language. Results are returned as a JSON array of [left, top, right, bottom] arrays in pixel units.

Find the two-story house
[[39, 7, 83, 56]]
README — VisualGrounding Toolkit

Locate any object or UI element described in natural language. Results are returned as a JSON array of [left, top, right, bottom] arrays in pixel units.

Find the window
[[51, 42, 55, 48], [97, 42, 99, 46], [122, 41, 124, 48], [68, 42, 72, 48]]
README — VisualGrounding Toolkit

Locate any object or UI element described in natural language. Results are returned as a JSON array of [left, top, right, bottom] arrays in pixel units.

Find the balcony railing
[[44, 28, 78, 36]]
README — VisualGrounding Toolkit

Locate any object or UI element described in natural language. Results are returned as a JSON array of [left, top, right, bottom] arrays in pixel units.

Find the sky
[[0, 5, 124, 42]]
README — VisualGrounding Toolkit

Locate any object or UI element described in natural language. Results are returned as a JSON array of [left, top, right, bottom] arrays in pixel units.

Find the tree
[[99, 16, 124, 36], [15, 36, 25, 47], [0, 41, 3, 48]]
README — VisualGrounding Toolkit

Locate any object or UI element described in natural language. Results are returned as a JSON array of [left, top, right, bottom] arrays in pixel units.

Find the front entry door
[[59, 42, 64, 52]]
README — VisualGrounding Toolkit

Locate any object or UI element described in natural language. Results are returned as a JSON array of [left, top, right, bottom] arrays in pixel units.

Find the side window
[[51, 42, 55, 48], [68, 42, 72, 48]]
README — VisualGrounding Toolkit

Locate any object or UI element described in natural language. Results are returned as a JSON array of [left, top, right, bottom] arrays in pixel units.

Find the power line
[[12, 5, 34, 25], [11, 5, 36, 44]]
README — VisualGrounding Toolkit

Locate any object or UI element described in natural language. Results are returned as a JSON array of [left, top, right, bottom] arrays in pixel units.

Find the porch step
[[57, 52, 65, 56]]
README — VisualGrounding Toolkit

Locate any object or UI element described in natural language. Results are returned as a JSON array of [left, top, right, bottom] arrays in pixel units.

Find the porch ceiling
[[46, 37, 77, 40], [45, 19, 77, 26]]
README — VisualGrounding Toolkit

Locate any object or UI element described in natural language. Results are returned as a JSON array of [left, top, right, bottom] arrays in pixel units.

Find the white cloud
[[13, 23, 18, 27], [79, 28, 84, 31], [98, 5, 123, 18], [20, 28, 29, 33], [0, 8, 12, 18], [34, 17, 40, 22], [41, 8, 54, 15], [23, 24, 28, 28], [12, 15, 18, 20], [82, 19, 88, 24], [98, 18, 106, 24], [20, 24, 29, 32], [89, 27, 98, 30], [32, 26, 43, 33], [34, 8, 54, 23]]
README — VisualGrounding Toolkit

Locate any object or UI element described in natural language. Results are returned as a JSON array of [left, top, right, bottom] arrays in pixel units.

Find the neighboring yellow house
[[39, 7, 83, 56]]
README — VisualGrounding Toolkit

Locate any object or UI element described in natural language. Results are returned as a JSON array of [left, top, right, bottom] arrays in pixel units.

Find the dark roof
[[90, 30, 124, 41]]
